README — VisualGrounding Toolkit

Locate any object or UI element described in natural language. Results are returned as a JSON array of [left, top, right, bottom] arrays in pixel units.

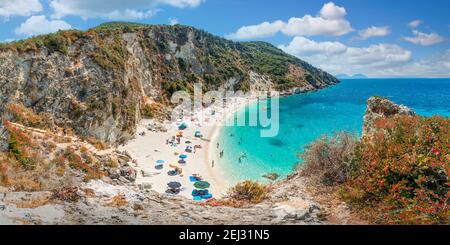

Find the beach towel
[[189, 176, 198, 182], [193, 196, 202, 201]]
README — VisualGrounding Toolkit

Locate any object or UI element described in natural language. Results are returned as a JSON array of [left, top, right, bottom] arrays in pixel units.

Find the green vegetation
[[90, 34, 127, 72], [5, 103, 54, 129], [89, 22, 149, 32], [0, 30, 82, 54], [228, 180, 269, 204], [142, 104, 154, 119], [300, 115, 449, 224], [299, 132, 358, 185], [162, 78, 195, 96], [240, 42, 297, 79]]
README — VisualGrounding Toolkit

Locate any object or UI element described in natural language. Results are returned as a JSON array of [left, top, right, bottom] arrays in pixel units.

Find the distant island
[[336, 73, 369, 79]]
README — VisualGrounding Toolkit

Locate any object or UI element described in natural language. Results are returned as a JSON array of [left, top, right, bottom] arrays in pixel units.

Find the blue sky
[[1, 0, 449, 77]]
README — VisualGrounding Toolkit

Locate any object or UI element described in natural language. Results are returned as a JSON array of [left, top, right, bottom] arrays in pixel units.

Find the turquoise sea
[[213, 78, 450, 184]]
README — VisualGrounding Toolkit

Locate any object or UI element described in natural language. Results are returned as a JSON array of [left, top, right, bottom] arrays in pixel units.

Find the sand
[[118, 95, 255, 200]]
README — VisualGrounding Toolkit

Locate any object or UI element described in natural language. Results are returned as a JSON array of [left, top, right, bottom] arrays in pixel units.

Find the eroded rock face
[[0, 180, 324, 225], [0, 24, 338, 145], [363, 96, 415, 136]]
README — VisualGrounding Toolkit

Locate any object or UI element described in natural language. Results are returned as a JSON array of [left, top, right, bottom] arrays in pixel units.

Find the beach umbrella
[[178, 123, 187, 130], [185, 141, 192, 144], [179, 154, 187, 159], [167, 181, 182, 189], [156, 160, 165, 164], [192, 189, 209, 196], [178, 159, 186, 164], [167, 170, 178, 176], [194, 181, 210, 189]]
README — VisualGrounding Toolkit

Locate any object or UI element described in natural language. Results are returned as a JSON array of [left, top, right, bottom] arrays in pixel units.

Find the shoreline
[[118, 94, 257, 199]]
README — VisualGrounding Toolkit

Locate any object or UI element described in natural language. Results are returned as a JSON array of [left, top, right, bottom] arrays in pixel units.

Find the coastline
[[118, 94, 257, 199]]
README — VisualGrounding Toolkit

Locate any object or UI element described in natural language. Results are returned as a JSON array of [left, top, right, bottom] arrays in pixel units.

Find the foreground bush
[[344, 115, 449, 224], [228, 181, 269, 204], [299, 132, 358, 185]]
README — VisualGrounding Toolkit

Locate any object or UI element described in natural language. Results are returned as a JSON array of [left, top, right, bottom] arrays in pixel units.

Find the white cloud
[[0, 0, 42, 20], [278, 36, 347, 56], [226, 2, 353, 40], [15, 15, 72, 36], [106, 9, 157, 20], [402, 30, 444, 46], [408, 19, 423, 28], [281, 15, 353, 37], [50, 0, 204, 20], [161, 0, 204, 8], [279, 36, 413, 76], [319, 2, 346, 20], [358, 26, 390, 40], [375, 49, 450, 77], [1, 38, 15, 43], [226, 21, 286, 40], [168, 17, 179, 25]]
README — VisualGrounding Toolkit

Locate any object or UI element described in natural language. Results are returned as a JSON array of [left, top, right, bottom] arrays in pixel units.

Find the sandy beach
[[118, 95, 255, 200]]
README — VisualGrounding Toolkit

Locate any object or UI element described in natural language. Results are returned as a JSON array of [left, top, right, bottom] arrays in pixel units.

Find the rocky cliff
[[363, 96, 415, 136], [0, 22, 338, 145]]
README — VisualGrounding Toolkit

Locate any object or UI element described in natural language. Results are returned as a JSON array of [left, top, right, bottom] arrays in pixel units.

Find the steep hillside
[[0, 22, 338, 145]]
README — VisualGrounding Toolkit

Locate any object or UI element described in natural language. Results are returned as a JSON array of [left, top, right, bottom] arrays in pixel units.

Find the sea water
[[213, 78, 450, 184]]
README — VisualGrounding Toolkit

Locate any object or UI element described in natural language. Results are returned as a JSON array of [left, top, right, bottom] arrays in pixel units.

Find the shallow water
[[213, 78, 450, 184]]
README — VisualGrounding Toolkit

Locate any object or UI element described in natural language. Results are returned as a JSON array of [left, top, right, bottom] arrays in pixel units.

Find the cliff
[[0, 22, 338, 145], [363, 96, 415, 136]]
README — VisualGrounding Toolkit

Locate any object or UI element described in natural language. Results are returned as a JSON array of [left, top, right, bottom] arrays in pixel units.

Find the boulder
[[120, 167, 137, 182], [363, 96, 415, 136]]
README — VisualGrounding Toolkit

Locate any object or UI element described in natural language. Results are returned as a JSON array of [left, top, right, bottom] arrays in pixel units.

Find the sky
[[0, 0, 449, 77]]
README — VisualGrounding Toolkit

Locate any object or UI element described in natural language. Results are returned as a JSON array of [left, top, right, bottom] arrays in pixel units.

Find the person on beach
[[217, 142, 219, 149], [212, 160, 215, 168], [220, 150, 224, 158]]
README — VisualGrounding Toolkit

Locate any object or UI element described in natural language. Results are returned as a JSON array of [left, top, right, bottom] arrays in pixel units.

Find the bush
[[5, 103, 54, 129], [142, 104, 154, 119], [228, 181, 269, 204], [299, 132, 358, 185], [344, 115, 449, 224]]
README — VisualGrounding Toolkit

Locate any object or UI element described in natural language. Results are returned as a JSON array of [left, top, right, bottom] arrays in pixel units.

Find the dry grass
[[81, 188, 96, 198], [86, 137, 107, 150], [10, 197, 51, 209], [299, 132, 357, 186], [227, 181, 270, 204], [107, 194, 128, 207]]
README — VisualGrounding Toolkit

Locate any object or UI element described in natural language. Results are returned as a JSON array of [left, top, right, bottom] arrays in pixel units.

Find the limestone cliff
[[0, 22, 338, 145], [363, 96, 415, 136]]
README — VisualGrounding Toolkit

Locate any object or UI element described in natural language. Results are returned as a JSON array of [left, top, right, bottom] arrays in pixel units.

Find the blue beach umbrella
[[156, 160, 165, 164], [179, 154, 187, 159]]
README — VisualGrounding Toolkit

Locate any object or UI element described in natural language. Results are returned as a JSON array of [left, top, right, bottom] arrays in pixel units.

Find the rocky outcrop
[[363, 96, 415, 136], [0, 23, 338, 145], [0, 180, 324, 225]]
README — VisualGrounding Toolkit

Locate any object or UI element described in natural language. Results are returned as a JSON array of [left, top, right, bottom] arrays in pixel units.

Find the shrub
[[86, 137, 107, 150], [107, 194, 128, 207], [5, 103, 54, 129], [142, 104, 154, 119], [228, 181, 269, 204], [5, 122, 37, 169], [299, 132, 358, 185], [344, 115, 449, 224]]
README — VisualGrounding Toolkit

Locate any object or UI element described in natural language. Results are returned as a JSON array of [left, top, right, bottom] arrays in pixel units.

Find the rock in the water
[[262, 173, 280, 181]]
